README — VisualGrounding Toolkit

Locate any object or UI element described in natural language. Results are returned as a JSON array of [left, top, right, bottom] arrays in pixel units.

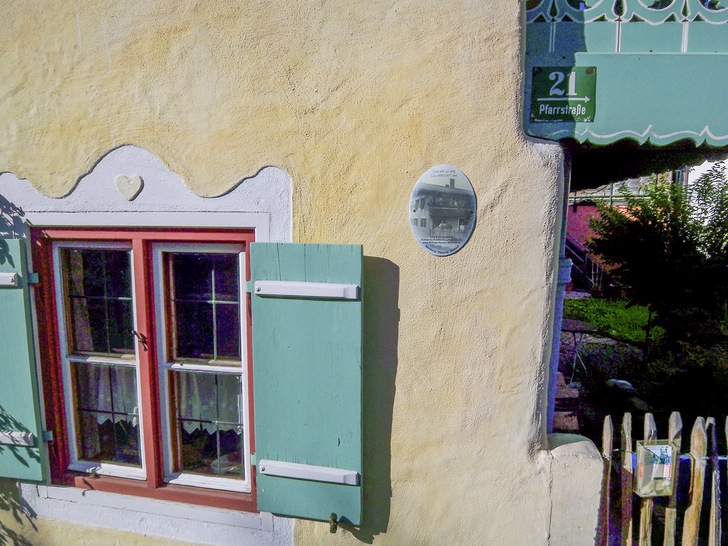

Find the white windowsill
[[67, 461, 146, 480], [164, 471, 250, 493], [33, 483, 273, 531]]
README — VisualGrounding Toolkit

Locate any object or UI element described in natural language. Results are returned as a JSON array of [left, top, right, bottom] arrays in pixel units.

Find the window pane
[[67, 249, 105, 297], [175, 301, 214, 359], [168, 252, 241, 362], [64, 248, 134, 356], [176, 371, 217, 422], [178, 424, 217, 475], [70, 298, 108, 353], [174, 254, 213, 301], [110, 366, 139, 415], [215, 303, 240, 360], [172, 371, 244, 479], [77, 411, 112, 461], [77, 412, 141, 466], [107, 299, 135, 354], [217, 374, 241, 424], [213, 255, 239, 302], [105, 251, 132, 298], [177, 425, 244, 478], [76, 362, 113, 412], [73, 362, 141, 466], [216, 425, 244, 478]]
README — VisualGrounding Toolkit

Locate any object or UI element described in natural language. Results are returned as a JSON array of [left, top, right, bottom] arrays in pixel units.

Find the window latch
[[132, 330, 148, 352]]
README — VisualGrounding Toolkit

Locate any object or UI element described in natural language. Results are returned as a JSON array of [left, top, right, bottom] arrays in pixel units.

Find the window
[[0, 154, 361, 525], [33, 228, 255, 510], [154, 243, 247, 491]]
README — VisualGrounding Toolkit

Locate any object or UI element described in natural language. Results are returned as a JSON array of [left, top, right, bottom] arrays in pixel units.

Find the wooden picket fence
[[598, 412, 724, 545]]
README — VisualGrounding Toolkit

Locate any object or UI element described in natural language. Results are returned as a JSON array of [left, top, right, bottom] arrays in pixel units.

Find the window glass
[[169, 253, 240, 362], [173, 371, 244, 479], [73, 362, 141, 466], [64, 249, 134, 355]]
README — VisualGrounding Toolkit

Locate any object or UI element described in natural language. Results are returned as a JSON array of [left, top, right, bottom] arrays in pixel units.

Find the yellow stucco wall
[[0, 1, 598, 544]]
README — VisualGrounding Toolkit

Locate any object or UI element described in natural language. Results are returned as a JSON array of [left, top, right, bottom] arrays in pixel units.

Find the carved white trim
[[0, 145, 292, 243]]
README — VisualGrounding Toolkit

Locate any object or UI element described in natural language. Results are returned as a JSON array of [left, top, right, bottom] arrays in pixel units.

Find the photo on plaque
[[410, 165, 476, 256]]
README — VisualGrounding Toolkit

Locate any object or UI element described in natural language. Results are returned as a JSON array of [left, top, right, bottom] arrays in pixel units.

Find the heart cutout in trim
[[114, 174, 144, 201]]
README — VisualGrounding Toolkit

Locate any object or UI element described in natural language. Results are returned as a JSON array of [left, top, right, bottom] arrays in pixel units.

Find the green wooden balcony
[[525, 0, 728, 145]]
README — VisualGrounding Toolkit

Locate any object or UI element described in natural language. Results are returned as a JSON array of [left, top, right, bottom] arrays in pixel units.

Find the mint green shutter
[[0, 239, 46, 482], [250, 243, 362, 525]]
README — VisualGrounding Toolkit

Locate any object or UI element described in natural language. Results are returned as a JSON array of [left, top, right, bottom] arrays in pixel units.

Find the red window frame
[[31, 226, 257, 511]]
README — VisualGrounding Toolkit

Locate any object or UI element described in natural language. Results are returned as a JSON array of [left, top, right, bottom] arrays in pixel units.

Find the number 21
[[549, 71, 577, 96]]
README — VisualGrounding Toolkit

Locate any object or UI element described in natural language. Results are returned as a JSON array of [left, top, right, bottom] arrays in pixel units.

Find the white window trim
[[52, 240, 147, 481], [152, 241, 252, 493], [21, 211, 271, 240]]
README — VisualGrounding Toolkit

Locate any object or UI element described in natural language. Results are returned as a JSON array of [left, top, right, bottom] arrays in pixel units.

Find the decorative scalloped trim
[[527, 0, 728, 24], [573, 123, 728, 144], [0, 145, 293, 243]]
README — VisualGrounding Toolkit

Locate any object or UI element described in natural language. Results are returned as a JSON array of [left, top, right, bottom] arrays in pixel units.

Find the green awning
[[525, 1, 728, 146]]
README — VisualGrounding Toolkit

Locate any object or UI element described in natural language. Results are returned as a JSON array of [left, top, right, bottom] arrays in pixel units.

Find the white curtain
[[76, 363, 138, 425], [176, 372, 241, 434]]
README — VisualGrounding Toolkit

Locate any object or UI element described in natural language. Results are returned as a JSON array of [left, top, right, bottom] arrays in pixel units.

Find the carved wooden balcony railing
[[527, 0, 728, 25], [524, 0, 728, 145]]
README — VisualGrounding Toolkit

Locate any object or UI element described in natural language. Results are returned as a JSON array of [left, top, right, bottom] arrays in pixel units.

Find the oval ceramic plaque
[[410, 165, 476, 256]]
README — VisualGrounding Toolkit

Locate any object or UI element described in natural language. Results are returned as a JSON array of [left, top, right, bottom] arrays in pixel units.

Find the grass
[[563, 297, 649, 345]]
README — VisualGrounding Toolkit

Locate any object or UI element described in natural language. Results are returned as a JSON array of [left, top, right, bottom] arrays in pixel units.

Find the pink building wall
[[566, 203, 600, 250]]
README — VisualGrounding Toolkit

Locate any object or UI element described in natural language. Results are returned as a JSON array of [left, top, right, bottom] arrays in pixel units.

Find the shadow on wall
[[0, 478, 36, 546], [0, 405, 40, 546], [339, 257, 399, 543], [0, 406, 40, 471], [0, 194, 26, 239]]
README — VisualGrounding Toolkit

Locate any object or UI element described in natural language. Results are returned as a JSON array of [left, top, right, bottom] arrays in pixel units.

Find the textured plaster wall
[[0, 1, 600, 544]]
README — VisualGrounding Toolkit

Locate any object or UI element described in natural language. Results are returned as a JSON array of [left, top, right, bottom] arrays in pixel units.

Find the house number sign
[[410, 165, 476, 256], [530, 66, 597, 123]]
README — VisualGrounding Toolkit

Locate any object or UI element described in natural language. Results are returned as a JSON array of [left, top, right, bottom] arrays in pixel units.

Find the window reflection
[[74, 362, 141, 466], [168, 253, 240, 362], [64, 249, 134, 356], [173, 371, 244, 479]]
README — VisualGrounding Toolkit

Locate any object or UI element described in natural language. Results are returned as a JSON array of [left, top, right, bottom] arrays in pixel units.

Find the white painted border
[[51, 239, 147, 481], [152, 241, 252, 494], [25, 483, 293, 546], [1, 146, 293, 544], [28, 211, 269, 238], [35, 484, 273, 529], [0, 144, 292, 243]]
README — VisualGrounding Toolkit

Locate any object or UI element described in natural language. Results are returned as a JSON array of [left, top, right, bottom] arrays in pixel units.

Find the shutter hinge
[[251, 452, 257, 466], [28, 272, 40, 285], [42, 430, 54, 442], [245, 280, 254, 294]]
